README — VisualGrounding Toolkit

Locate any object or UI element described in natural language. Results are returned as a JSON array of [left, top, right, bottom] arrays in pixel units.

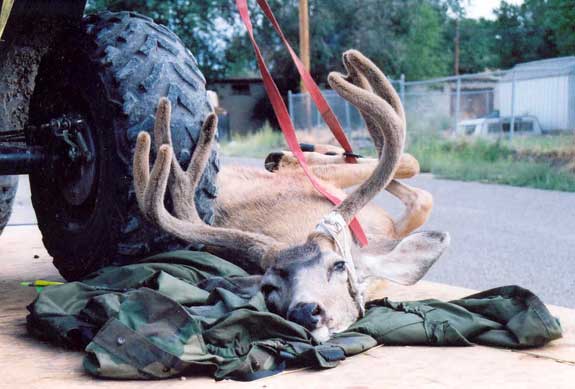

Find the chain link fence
[[288, 58, 575, 143]]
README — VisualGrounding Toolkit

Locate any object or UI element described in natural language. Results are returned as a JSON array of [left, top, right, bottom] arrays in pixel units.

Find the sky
[[465, 0, 524, 19]]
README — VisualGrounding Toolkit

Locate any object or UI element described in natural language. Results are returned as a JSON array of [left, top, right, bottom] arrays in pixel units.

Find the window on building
[[232, 83, 251, 95]]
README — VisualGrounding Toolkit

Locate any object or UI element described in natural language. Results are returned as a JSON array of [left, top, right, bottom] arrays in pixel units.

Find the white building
[[495, 57, 575, 132]]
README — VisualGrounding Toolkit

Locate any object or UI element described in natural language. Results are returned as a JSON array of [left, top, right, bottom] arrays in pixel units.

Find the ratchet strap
[[235, 0, 368, 246]]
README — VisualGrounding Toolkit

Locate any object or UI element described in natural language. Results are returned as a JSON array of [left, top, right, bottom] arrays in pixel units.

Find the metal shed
[[495, 56, 575, 132]]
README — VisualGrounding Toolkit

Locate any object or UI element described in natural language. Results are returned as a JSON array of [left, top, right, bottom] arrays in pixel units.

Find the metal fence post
[[509, 71, 516, 139], [344, 100, 351, 134], [288, 90, 293, 123], [305, 93, 312, 130], [400, 74, 406, 103], [454, 77, 461, 132]]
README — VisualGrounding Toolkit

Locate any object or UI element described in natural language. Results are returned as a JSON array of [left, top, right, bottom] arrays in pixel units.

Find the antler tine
[[343, 50, 406, 126], [151, 98, 219, 222], [327, 52, 406, 225], [341, 54, 384, 156], [133, 132, 174, 227], [184, 113, 218, 208], [341, 50, 406, 158], [165, 110, 218, 222], [133, 104, 282, 272], [342, 51, 371, 92], [153, 98, 176, 157], [134, 131, 152, 212], [154, 98, 187, 177]]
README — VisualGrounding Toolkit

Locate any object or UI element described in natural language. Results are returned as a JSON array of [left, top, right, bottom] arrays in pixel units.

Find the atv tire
[[0, 176, 18, 235], [28, 11, 218, 280]]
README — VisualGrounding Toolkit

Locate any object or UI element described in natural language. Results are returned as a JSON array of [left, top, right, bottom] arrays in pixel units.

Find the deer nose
[[287, 303, 323, 330]]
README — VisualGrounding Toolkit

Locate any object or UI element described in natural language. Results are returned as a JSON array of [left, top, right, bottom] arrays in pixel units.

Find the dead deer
[[133, 50, 450, 342]]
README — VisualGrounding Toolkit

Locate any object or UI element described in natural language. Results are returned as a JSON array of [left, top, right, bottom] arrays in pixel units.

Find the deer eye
[[261, 284, 278, 297], [332, 261, 347, 273]]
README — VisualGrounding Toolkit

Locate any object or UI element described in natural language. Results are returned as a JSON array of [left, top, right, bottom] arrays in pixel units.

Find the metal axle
[[0, 144, 47, 175], [0, 114, 91, 176]]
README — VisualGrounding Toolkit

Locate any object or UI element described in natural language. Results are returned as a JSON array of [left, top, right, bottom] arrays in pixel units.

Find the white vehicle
[[456, 115, 543, 137]]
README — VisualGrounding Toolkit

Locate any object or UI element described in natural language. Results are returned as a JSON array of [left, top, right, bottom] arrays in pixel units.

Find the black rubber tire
[[27, 11, 219, 280], [0, 176, 18, 235]]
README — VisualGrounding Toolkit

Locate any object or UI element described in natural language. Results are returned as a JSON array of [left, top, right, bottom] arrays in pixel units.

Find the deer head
[[133, 50, 449, 342]]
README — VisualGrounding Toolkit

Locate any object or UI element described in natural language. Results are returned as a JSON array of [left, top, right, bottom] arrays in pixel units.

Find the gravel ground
[[9, 158, 575, 307]]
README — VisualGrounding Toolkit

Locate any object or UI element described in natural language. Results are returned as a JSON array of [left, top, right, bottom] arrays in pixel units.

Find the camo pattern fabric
[[27, 251, 562, 381]]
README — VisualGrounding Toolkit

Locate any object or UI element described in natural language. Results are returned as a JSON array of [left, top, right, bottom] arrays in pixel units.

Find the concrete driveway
[[7, 158, 575, 308], [2, 167, 574, 388], [383, 174, 575, 308], [1, 225, 574, 387]]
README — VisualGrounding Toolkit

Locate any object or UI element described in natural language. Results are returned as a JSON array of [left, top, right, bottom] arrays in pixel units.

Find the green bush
[[220, 123, 284, 158], [408, 134, 575, 192]]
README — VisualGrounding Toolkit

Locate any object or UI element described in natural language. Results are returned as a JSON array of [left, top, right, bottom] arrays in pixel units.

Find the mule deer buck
[[133, 50, 450, 341]]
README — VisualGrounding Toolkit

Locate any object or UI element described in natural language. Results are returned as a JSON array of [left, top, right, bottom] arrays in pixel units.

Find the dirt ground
[[1, 225, 574, 388]]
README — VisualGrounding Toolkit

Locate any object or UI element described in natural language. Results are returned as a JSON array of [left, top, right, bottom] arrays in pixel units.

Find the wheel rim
[[55, 115, 98, 207]]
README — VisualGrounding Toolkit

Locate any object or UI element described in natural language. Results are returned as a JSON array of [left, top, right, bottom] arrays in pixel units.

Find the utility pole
[[299, 0, 310, 93], [454, 16, 460, 75]]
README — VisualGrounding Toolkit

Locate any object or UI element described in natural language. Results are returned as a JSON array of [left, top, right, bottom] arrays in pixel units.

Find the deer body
[[133, 50, 450, 341], [215, 166, 396, 246]]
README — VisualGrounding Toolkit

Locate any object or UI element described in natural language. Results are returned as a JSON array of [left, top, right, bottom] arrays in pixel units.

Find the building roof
[[501, 56, 575, 82], [208, 77, 263, 84]]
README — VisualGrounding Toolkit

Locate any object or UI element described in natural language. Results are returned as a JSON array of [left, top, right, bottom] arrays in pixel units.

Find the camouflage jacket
[[27, 251, 562, 381]]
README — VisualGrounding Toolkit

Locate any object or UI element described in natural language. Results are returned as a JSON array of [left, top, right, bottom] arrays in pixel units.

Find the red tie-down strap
[[235, 0, 368, 246]]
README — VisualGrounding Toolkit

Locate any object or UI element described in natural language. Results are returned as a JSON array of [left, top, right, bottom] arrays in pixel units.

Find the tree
[[491, 0, 575, 69], [544, 0, 575, 55], [449, 17, 498, 73], [86, 0, 241, 80], [402, 1, 450, 79], [222, 0, 452, 87], [86, 0, 574, 85], [446, 0, 465, 75]]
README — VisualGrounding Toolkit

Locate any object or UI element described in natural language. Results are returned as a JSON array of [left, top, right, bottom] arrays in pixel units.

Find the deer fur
[[133, 50, 450, 341]]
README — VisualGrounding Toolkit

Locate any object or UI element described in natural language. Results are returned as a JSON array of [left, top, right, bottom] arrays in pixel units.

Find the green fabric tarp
[[26, 250, 562, 381]]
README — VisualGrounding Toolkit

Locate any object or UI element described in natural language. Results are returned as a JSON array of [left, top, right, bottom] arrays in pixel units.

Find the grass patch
[[219, 124, 575, 192], [509, 133, 575, 154], [408, 134, 575, 192], [220, 123, 284, 158]]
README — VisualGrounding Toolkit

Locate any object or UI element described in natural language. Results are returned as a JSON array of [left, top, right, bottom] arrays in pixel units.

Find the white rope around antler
[[315, 212, 366, 317]]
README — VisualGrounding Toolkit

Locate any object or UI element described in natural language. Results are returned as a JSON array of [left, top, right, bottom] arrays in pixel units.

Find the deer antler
[[327, 50, 406, 224], [340, 51, 406, 158], [133, 98, 281, 272]]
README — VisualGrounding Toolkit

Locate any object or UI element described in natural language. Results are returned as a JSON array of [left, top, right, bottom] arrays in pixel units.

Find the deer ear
[[362, 232, 450, 285]]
